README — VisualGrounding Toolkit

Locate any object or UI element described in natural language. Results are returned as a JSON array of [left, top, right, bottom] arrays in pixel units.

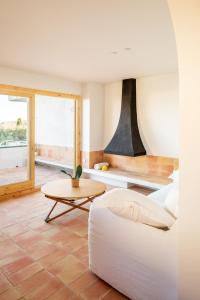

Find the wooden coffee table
[[41, 178, 106, 223]]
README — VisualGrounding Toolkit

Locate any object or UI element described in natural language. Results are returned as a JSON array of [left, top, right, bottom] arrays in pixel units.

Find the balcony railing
[[0, 144, 28, 169], [0, 140, 27, 148]]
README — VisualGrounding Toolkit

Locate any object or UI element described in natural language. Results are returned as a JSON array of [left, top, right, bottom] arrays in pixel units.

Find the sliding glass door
[[34, 95, 78, 186], [0, 91, 35, 196]]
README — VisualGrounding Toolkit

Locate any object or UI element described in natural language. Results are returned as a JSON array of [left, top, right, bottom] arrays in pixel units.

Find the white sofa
[[88, 184, 177, 300]]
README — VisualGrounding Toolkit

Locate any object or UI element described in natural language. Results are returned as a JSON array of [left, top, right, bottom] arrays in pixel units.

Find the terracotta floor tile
[[102, 288, 129, 299], [46, 286, 75, 300], [40, 226, 61, 239], [0, 287, 21, 300], [80, 279, 112, 300], [0, 250, 26, 268], [0, 235, 9, 243], [69, 270, 98, 295], [77, 214, 89, 223], [67, 236, 88, 252], [17, 270, 64, 300], [57, 213, 83, 227], [0, 187, 143, 299], [0, 272, 11, 293], [7, 262, 44, 286], [13, 230, 43, 249], [69, 222, 88, 238], [48, 254, 87, 285], [0, 240, 21, 259], [1, 224, 28, 238], [38, 248, 71, 268], [26, 278, 63, 300], [27, 218, 54, 232], [73, 245, 88, 260], [65, 217, 88, 234], [73, 245, 89, 266], [24, 241, 58, 260], [0, 219, 17, 230], [70, 295, 84, 300], [61, 218, 83, 228], [46, 228, 78, 247], [1, 256, 34, 276], [80, 255, 89, 267]]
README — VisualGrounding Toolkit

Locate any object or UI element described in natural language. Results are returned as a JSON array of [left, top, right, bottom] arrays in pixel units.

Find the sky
[[0, 95, 28, 122]]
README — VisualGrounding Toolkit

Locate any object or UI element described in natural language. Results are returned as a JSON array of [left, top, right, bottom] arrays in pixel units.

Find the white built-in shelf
[[35, 157, 171, 190]]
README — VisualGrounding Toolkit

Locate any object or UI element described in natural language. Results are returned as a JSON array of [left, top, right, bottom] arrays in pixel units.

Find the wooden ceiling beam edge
[[0, 84, 81, 100]]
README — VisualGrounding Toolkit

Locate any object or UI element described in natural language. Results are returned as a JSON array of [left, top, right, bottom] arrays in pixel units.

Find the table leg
[[45, 205, 79, 223], [45, 202, 58, 223], [44, 193, 105, 223], [44, 197, 90, 223]]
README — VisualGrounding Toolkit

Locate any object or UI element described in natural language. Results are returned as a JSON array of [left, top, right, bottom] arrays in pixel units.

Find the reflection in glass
[[0, 95, 29, 185]]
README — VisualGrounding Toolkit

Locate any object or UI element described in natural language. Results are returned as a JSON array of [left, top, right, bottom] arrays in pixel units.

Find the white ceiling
[[0, 0, 177, 83]]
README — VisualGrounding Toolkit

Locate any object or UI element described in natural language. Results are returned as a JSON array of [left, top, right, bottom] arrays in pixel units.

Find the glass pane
[[35, 95, 75, 186], [0, 94, 29, 185]]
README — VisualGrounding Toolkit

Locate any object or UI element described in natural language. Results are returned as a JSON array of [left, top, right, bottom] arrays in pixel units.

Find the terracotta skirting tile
[[103, 154, 178, 176], [36, 144, 74, 165]]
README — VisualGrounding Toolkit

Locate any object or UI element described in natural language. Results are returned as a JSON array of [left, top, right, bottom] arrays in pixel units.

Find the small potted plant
[[61, 165, 82, 188]]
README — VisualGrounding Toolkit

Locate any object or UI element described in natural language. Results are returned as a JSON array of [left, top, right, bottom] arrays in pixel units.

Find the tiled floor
[[0, 190, 137, 300], [0, 164, 68, 187], [35, 164, 68, 186]]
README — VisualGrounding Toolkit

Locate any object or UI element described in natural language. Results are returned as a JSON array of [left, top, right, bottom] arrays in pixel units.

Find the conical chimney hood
[[104, 78, 146, 157]]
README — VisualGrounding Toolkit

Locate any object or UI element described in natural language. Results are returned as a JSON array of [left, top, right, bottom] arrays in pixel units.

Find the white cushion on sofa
[[95, 188, 175, 230]]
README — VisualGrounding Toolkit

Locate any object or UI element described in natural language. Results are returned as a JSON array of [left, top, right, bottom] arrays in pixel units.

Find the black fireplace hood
[[104, 78, 146, 157]]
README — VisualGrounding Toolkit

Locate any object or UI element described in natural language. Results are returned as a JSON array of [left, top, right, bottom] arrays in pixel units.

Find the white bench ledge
[[35, 157, 171, 190]]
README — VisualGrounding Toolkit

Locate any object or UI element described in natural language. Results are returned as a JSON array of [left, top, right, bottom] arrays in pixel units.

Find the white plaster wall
[[137, 73, 179, 157], [104, 73, 179, 157], [0, 66, 81, 94], [81, 84, 90, 152], [35, 95, 74, 147], [81, 82, 104, 151], [104, 81, 122, 149], [167, 1, 200, 299], [89, 83, 104, 151]]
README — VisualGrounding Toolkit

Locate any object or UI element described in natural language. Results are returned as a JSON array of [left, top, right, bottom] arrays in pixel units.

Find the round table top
[[41, 178, 106, 200]]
